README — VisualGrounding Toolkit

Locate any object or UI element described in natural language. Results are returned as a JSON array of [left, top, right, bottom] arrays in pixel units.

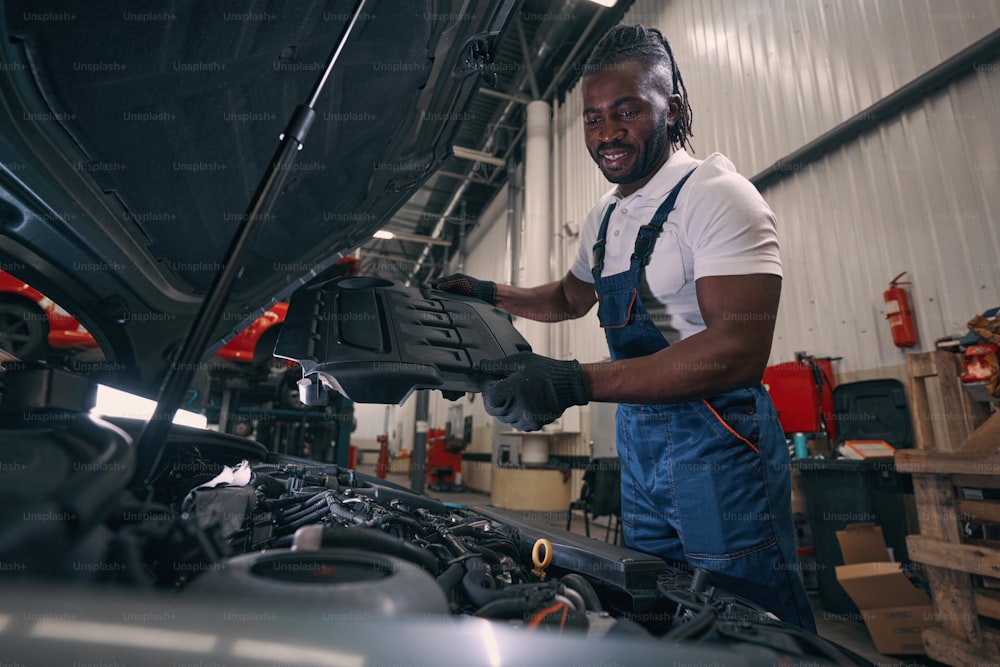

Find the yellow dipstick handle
[[531, 538, 553, 580]]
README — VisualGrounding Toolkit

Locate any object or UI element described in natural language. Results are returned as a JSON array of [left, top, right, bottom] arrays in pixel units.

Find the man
[[435, 25, 815, 631]]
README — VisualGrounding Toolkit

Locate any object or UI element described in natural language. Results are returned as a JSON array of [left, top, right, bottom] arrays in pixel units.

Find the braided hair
[[582, 25, 694, 152]]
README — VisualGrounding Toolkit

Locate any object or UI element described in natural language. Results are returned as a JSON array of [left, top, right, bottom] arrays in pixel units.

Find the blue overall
[[591, 169, 816, 631]]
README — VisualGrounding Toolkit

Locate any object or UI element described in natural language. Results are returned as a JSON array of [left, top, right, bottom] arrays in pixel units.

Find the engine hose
[[320, 527, 439, 575], [372, 512, 423, 533], [559, 587, 586, 613], [278, 498, 331, 523], [261, 495, 310, 510], [559, 573, 603, 613], [555, 593, 579, 609], [249, 464, 285, 473], [475, 540, 519, 560], [664, 604, 718, 642], [474, 597, 535, 620], [436, 561, 466, 594], [460, 556, 553, 608], [275, 507, 330, 534], [466, 544, 504, 567], [432, 524, 470, 558], [278, 490, 331, 516], [282, 493, 364, 528]]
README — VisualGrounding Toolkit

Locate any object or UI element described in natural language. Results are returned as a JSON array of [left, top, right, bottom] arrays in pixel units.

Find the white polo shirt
[[570, 149, 782, 343]]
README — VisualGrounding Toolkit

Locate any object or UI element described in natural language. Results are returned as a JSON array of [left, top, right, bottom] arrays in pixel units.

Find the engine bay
[[0, 363, 867, 665]]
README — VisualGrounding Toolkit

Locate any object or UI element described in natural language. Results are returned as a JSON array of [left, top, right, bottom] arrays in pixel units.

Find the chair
[[566, 457, 622, 544]]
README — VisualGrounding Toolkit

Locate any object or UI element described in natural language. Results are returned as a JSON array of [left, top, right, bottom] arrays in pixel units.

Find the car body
[[0, 266, 283, 367], [0, 268, 99, 359], [214, 301, 287, 365], [0, 2, 870, 665]]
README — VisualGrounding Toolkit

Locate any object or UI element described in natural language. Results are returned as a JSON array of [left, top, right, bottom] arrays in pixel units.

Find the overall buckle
[[631, 224, 660, 265], [591, 238, 607, 273]]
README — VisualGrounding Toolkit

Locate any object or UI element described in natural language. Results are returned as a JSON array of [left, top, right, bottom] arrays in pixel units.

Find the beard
[[589, 114, 671, 186]]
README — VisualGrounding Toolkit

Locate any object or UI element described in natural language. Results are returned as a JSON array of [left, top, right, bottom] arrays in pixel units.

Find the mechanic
[[434, 24, 815, 631]]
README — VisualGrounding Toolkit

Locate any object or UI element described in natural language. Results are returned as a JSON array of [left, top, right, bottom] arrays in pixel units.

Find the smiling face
[[582, 60, 680, 197]]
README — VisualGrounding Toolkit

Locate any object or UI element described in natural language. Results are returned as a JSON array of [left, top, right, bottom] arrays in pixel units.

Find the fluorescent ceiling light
[[370, 229, 452, 247], [587, 0, 617, 6]]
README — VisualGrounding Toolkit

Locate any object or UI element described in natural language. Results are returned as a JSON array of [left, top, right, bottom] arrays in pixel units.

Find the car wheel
[[0, 300, 49, 360]]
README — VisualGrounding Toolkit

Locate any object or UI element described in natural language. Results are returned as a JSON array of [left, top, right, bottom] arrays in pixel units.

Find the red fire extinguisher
[[884, 271, 917, 348]]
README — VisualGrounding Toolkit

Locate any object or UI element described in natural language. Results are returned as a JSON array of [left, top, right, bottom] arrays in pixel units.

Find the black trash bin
[[791, 378, 914, 616], [792, 458, 910, 615]]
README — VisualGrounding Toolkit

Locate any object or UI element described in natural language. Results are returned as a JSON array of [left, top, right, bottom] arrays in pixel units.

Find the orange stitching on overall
[[700, 399, 760, 454]]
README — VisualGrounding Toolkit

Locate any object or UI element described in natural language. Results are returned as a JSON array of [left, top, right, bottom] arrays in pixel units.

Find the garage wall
[[553, 0, 1000, 379], [357, 184, 516, 490], [408, 1, 1000, 484]]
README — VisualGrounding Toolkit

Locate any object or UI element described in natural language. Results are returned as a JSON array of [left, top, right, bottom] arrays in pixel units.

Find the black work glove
[[433, 273, 496, 305], [480, 352, 589, 432]]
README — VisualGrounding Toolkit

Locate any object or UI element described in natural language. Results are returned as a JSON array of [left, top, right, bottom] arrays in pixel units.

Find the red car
[[0, 269, 99, 360], [0, 256, 361, 365], [0, 268, 286, 366], [214, 301, 288, 367]]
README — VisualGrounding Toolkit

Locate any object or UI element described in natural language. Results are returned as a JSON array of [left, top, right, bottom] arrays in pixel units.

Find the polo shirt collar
[[613, 148, 697, 203]]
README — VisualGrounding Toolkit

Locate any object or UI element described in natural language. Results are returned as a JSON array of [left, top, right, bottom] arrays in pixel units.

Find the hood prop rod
[[133, 0, 370, 495]]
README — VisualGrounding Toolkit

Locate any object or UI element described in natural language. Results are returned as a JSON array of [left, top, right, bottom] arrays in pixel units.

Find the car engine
[[0, 364, 867, 665]]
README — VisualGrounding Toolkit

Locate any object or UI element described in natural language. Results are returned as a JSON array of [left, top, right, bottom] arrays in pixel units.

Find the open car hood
[[0, 0, 516, 396]]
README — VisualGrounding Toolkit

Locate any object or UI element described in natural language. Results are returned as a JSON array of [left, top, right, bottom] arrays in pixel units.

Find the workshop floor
[[362, 465, 946, 667]]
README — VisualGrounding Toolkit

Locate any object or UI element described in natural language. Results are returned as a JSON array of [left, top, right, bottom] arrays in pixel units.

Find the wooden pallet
[[895, 351, 999, 664], [906, 351, 990, 452]]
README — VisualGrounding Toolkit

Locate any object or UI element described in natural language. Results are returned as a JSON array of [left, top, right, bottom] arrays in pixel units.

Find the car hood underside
[[0, 0, 512, 395]]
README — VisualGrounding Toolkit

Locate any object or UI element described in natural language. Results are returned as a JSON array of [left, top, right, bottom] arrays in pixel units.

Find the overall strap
[[630, 166, 697, 267], [590, 202, 616, 277]]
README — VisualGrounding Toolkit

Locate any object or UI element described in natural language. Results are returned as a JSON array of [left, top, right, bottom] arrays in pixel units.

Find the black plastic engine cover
[[274, 276, 531, 403]]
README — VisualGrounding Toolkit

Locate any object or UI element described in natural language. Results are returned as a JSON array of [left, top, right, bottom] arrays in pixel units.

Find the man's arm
[[494, 271, 597, 322], [582, 273, 780, 403]]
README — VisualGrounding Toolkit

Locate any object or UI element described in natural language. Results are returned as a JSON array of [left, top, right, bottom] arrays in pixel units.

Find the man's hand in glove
[[479, 352, 589, 431], [433, 273, 496, 305]]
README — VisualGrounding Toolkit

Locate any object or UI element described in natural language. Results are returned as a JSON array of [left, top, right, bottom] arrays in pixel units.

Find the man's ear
[[666, 93, 682, 127]]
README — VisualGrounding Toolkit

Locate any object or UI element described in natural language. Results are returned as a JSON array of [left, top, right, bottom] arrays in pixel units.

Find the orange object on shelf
[[960, 343, 998, 383]]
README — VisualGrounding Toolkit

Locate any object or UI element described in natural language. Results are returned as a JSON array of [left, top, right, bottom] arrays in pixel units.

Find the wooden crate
[[896, 351, 1000, 664]]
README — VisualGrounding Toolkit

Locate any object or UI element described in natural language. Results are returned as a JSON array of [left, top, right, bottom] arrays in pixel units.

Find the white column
[[521, 99, 552, 355], [521, 99, 553, 450]]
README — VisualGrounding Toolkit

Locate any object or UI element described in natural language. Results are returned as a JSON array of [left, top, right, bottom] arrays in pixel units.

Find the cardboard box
[[835, 523, 934, 655], [856, 606, 936, 655]]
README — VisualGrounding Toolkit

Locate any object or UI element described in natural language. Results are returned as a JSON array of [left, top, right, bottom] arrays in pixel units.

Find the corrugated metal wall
[[551, 0, 1000, 378]]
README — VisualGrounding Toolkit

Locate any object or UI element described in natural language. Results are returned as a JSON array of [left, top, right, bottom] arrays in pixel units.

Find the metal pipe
[[515, 18, 540, 99], [410, 391, 429, 495], [404, 0, 581, 286], [541, 8, 606, 102], [751, 28, 1000, 191], [478, 87, 531, 105], [453, 145, 507, 167], [133, 0, 369, 492], [506, 162, 522, 288]]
